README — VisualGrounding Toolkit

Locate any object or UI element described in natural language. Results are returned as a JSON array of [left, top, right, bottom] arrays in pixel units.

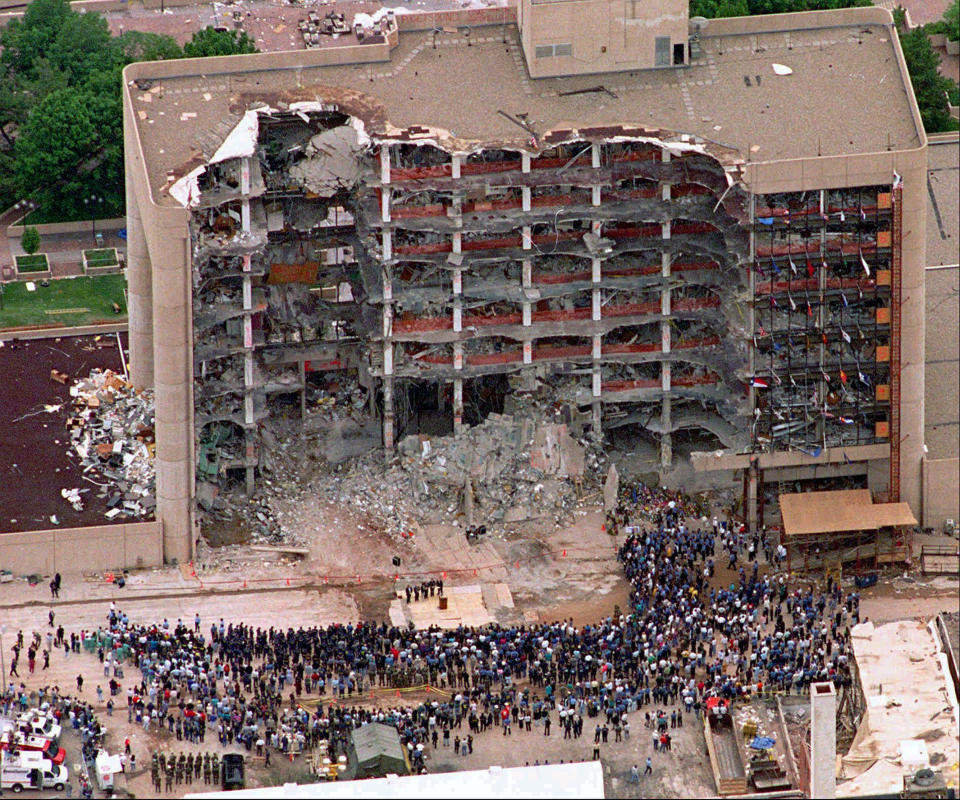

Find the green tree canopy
[[20, 226, 40, 255], [944, 0, 959, 41], [118, 30, 183, 63], [895, 8, 955, 133], [183, 26, 257, 58]]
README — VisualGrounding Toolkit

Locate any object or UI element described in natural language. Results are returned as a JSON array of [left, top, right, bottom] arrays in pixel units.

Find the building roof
[[779, 489, 918, 536], [124, 7, 922, 206], [184, 761, 605, 799], [839, 620, 960, 796]]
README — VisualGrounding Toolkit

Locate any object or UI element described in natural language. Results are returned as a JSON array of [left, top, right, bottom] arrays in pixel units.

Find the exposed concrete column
[[592, 287, 601, 321], [453, 267, 462, 333], [522, 260, 532, 288], [522, 186, 531, 212], [661, 251, 672, 470], [242, 264, 255, 494], [522, 152, 531, 173], [381, 188, 391, 223], [747, 457, 759, 534], [383, 375, 394, 451], [451, 154, 461, 179], [591, 143, 600, 169], [592, 258, 601, 284], [240, 158, 251, 233], [522, 225, 532, 250], [380, 146, 391, 185], [810, 683, 837, 799], [382, 231, 392, 262], [523, 341, 532, 364], [592, 333, 603, 435], [125, 178, 154, 390], [382, 266, 394, 451], [453, 376, 463, 436], [592, 186, 601, 206]]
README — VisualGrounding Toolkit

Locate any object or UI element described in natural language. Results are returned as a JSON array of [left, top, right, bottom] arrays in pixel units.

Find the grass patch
[[0, 274, 127, 330], [15, 254, 49, 273], [84, 248, 119, 268]]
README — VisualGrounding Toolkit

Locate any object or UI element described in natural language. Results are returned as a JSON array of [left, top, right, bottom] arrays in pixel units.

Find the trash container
[[438, 597, 448, 611]]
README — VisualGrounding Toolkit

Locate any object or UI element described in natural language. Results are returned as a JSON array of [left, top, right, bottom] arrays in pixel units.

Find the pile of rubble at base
[[228, 412, 606, 543], [65, 369, 156, 520]]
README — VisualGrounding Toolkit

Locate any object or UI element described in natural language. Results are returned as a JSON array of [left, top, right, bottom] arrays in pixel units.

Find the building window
[[535, 43, 572, 58], [655, 36, 670, 67]]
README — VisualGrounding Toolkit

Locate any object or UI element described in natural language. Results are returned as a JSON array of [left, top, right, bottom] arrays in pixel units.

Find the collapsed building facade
[[122, 1, 928, 562]]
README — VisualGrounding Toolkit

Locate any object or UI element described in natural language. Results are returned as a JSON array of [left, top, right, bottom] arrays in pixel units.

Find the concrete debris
[[61, 487, 85, 512], [65, 369, 156, 520], [204, 409, 605, 547]]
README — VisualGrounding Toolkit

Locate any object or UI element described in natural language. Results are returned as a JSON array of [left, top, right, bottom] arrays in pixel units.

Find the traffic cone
[[562, 549, 567, 557], [286, 577, 290, 586]]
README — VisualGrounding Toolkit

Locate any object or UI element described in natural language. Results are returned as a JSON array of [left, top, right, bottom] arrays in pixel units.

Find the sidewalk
[[8, 227, 127, 278]]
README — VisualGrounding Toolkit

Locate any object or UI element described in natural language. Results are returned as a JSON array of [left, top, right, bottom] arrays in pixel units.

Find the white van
[[0, 751, 69, 792]]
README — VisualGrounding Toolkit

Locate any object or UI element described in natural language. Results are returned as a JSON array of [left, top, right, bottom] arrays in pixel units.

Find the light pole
[[83, 195, 105, 247]]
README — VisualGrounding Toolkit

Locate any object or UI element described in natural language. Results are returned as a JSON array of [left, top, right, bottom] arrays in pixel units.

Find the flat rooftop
[[126, 9, 922, 204]]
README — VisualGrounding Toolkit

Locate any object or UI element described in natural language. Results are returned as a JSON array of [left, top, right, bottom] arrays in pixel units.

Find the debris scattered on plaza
[[65, 369, 156, 520]]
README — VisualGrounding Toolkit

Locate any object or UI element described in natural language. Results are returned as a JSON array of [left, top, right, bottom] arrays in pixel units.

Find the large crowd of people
[[4, 483, 865, 786]]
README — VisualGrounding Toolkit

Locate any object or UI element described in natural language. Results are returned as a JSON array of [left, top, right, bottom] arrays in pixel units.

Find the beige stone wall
[[518, 0, 687, 78], [0, 522, 163, 574], [123, 72, 194, 565], [923, 457, 960, 529]]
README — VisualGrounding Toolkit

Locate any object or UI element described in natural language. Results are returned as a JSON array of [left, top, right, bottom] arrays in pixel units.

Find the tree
[[20, 225, 40, 255], [14, 88, 104, 219], [183, 27, 257, 58], [895, 8, 955, 133], [945, 0, 959, 42], [118, 31, 183, 64]]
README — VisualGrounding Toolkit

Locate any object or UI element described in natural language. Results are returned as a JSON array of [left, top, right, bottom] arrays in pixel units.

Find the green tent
[[345, 723, 411, 779]]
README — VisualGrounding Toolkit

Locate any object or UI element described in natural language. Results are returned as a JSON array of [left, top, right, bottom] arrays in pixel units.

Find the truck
[[0, 750, 69, 792], [0, 731, 67, 765], [16, 713, 62, 744]]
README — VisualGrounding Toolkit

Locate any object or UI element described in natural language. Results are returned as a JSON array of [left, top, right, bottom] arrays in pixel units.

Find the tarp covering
[[346, 723, 409, 779], [780, 489, 917, 536]]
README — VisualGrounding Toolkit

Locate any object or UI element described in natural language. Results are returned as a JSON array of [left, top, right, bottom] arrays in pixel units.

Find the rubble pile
[[65, 369, 156, 520], [210, 412, 607, 544], [395, 413, 602, 528]]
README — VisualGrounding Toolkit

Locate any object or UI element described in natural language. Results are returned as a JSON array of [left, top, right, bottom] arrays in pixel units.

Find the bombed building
[[122, 1, 928, 562]]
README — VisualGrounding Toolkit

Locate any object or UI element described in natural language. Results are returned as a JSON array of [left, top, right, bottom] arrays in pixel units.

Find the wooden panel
[[876, 384, 890, 402], [876, 269, 891, 286], [876, 345, 890, 362], [875, 421, 889, 439], [876, 306, 891, 324], [877, 192, 891, 209], [877, 230, 892, 248]]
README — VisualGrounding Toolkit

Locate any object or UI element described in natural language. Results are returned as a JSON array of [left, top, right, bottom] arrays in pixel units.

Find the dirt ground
[[2, 494, 957, 798], [0, 333, 132, 533]]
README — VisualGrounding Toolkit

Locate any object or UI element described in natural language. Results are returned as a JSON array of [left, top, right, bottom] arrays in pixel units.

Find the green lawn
[[0, 274, 127, 330], [84, 248, 119, 268], [15, 254, 49, 272]]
